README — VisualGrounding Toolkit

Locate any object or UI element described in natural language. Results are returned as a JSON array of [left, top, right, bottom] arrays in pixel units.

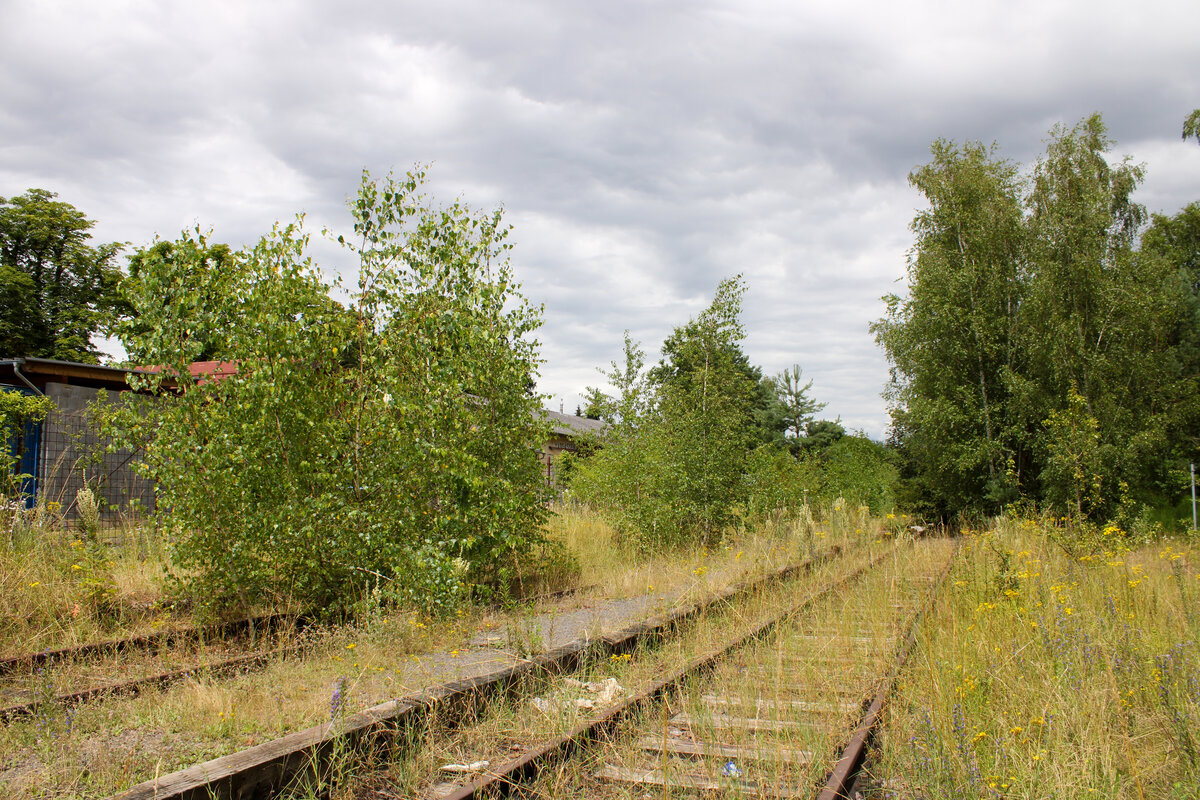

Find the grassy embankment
[[883, 518, 1200, 799]]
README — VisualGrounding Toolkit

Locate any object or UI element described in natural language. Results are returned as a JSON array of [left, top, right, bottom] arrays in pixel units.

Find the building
[[1, 357, 157, 515], [537, 409, 605, 487]]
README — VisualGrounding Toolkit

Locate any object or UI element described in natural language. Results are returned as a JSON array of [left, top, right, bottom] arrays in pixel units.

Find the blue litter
[[721, 761, 743, 778]]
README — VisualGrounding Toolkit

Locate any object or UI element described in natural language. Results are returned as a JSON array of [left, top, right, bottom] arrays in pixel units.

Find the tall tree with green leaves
[[878, 114, 1195, 520], [120, 237, 238, 363], [584, 331, 649, 426], [652, 276, 760, 540], [651, 298, 785, 447], [1022, 114, 1185, 512], [1137, 202, 1200, 468], [0, 189, 123, 361], [873, 139, 1025, 514], [770, 364, 825, 439], [572, 277, 761, 547]]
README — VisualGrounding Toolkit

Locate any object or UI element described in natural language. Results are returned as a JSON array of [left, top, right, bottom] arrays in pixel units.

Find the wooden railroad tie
[[671, 710, 845, 733], [792, 634, 882, 646], [595, 764, 807, 798], [634, 734, 814, 765], [765, 652, 885, 669], [699, 693, 860, 714]]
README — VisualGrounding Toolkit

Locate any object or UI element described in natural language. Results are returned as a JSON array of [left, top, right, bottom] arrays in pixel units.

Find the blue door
[[2, 386, 42, 508]]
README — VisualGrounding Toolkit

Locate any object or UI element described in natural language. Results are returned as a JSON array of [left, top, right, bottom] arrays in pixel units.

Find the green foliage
[[569, 278, 887, 545], [873, 138, 1024, 516], [106, 169, 549, 614], [584, 331, 649, 426], [121, 238, 238, 362], [1184, 108, 1200, 146], [0, 189, 123, 361], [877, 114, 1197, 522], [572, 277, 760, 547], [818, 434, 898, 513], [0, 390, 53, 439], [742, 445, 819, 519], [0, 390, 53, 500], [796, 418, 846, 453], [769, 364, 826, 440], [1038, 388, 1103, 521]]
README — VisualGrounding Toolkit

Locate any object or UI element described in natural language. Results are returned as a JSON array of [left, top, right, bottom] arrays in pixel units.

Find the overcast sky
[[3, 1, 1199, 437]]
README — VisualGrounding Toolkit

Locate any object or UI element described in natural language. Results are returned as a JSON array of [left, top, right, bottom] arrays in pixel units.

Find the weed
[[882, 518, 1200, 798]]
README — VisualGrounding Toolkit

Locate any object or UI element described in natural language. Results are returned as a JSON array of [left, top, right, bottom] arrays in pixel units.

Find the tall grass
[[547, 498, 882, 597], [883, 519, 1200, 799], [0, 507, 179, 657], [0, 500, 863, 798]]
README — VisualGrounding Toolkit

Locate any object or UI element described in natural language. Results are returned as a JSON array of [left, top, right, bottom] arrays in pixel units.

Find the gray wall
[[40, 383, 156, 518]]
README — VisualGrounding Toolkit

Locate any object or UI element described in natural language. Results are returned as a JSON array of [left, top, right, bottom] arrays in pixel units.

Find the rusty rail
[[107, 545, 847, 800], [0, 611, 298, 678], [432, 549, 894, 800], [1, 583, 598, 724], [816, 543, 958, 800]]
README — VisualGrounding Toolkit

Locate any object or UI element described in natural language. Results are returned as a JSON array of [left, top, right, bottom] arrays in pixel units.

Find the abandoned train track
[[390, 536, 954, 800], [101, 542, 854, 800], [0, 584, 600, 725], [0, 611, 298, 678]]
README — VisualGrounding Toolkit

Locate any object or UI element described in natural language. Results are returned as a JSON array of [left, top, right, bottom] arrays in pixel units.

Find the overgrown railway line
[[0, 586, 597, 725], [1, 536, 953, 799], [407, 538, 952, 800], [103, 544, 853, 800]]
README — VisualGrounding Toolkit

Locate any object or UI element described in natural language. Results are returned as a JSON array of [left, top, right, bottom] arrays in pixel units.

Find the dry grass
[[0, 517, 193, 659], [548, 499, 877, 601], [880, 519, 1200, 799], [344, 534, 950, 800], [0, 503, 869, 798]]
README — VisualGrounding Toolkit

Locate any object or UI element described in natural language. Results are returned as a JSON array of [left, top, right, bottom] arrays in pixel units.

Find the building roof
[[0, 357, 153, 392], [143, 360, 239, 385], [539, 408, 606, 438], [2, 357, 608, 441]]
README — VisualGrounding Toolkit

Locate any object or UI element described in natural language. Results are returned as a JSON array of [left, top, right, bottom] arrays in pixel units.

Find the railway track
[[0, 613, 307, 723], [381, 537, 953, 800], [104, 543, 853, 800], [0, 585, 597, 724], [0, 611, 297, 678]]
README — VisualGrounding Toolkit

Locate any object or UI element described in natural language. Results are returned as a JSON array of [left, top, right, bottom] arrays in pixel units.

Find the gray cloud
[[3, 0, 1199, 437]]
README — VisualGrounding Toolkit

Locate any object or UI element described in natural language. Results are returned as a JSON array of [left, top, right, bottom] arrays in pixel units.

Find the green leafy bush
[[742, 445, 820, 520], [107, 170, 549, 614], [571, 278, 759, 548], [0, 389, 53, 503]]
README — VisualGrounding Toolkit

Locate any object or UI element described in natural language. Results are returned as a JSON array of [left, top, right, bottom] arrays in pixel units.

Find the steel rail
[[0, 645, 301, 723], [431, 547, 897, 800], [0, 584, 600, 723], [0, 583, 594, 680], [815, 542, 959, 800], [0, 612, 298, 678], [107, 545, 847, 800]]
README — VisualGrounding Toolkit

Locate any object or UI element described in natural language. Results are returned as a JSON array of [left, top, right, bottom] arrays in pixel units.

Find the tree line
[[875, 113, 1200, 526], [6, 107, 1198, 615]]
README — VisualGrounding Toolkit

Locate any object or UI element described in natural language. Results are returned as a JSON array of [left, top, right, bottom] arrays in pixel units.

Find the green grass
[[0, 511, 194, 658]]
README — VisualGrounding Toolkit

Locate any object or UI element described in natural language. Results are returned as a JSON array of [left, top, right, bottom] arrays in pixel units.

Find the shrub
[[108, 170, 549, 614]]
